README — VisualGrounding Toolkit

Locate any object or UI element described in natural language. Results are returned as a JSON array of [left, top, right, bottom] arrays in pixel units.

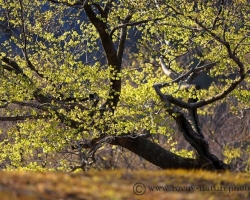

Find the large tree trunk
[[109, 136, 214, 170], [108, 128, 230, 171]]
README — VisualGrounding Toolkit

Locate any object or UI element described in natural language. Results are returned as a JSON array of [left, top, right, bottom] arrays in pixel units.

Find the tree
[[0, 0, 249, 171]]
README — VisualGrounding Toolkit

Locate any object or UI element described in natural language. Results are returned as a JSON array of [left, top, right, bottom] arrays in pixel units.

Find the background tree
[[0, 0, 249, 171]]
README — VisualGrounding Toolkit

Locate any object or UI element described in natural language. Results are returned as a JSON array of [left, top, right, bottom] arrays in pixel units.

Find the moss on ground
[[0, 169, 250, 200]]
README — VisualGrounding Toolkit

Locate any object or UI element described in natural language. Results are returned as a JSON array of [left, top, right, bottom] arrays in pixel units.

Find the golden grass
[[0, 169, 250, 200]]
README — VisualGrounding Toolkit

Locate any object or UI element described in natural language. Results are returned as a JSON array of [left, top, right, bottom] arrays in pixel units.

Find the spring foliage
[[0, 0, 249, 171]]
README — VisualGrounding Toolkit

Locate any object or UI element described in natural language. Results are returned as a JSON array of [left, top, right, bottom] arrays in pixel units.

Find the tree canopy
[[0, 0, 249, 171]]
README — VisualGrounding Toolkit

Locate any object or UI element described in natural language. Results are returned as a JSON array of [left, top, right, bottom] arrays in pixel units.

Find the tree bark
[[84, 4, 121, 110], [109, 135, 219, 170], [152, 84, 230, 171]]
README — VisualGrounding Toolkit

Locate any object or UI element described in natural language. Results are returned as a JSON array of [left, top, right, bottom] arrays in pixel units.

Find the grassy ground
[[0, 169, 250, 200]]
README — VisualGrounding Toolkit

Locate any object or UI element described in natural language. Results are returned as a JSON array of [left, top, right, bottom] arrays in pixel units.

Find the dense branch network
[[0, 0, 248, 171], [154, 18, 248, 110], [151, 6, 248, 169]]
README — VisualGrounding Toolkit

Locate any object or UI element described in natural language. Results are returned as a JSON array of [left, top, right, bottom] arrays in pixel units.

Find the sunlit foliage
[[0, 0, 249, 171]]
